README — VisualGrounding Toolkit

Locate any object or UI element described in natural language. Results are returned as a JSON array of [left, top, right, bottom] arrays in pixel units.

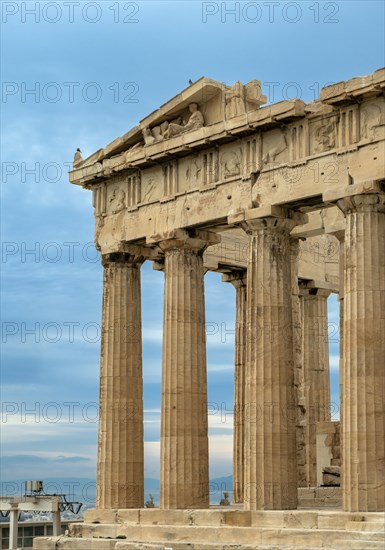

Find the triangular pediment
[[76, 77, 267, 167]]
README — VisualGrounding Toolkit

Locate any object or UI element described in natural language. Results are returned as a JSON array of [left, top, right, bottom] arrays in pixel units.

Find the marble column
[[336, 192, 385, 512], [159, 230, 219, 509], [241, 207, 306, 510], [290, 239, 307, 488], [97, 252, 144, 509], [333, 231, 345, 469], [223, 271, 247, 504], [300, 285, 331, 487]]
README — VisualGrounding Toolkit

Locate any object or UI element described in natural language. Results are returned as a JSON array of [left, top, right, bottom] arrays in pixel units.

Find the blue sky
[[1, 1, 384, 486]]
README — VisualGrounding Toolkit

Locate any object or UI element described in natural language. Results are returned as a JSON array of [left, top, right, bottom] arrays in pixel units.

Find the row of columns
[[96, 189, 385, 512]]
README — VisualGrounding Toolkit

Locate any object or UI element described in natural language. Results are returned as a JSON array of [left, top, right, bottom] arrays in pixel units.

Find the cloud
[[5, 2, 377, 485]]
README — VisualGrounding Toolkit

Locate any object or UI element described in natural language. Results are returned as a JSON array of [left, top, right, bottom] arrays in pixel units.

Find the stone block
[[84, 508, 118, 523], [117, 509, 141, 523], [323, 465, 341, 486], [222, 510, 252, 526]]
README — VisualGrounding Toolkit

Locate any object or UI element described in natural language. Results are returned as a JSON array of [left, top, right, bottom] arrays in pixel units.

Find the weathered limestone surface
[[300, 285, 331, 487], [290, 239, 307, 488], [97, 253, 144, 509], [67, 68, 385, 529], [33, 509, 385, 549], [333, 188, 385, 512], [240, 206, 306, 510], [158, 230, 219, 509], [316, 421, 341, 487]]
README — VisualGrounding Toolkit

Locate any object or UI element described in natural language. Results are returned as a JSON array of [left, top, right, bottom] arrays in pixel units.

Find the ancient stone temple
[[35, 68, 385, 549]]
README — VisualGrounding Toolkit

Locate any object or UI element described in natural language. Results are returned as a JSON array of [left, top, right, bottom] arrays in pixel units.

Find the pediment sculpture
[[142, 102, 205, 145]]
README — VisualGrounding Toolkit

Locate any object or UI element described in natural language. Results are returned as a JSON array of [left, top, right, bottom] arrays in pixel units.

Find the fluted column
[[290, 239, 307, 488], [223, 271, 247, 504], [300, 285, 331, 487], [336, 192, 385, 512], [97, 252, 144, 509], [240, 207, 306, 510], [159, 230, 220, 509], [333, 231, 345, 468]]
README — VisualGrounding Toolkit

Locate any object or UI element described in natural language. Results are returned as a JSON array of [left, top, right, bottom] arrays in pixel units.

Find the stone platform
[[34, 505, 384, 550]]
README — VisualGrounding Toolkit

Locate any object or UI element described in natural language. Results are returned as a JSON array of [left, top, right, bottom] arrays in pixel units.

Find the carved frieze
[[309, 115, 337, 155], [142, 103, 205, 144], [182, 157, 203, 191], [360, 99, 385, 142], [141, 167, 163, 203], [71, 69, 385, 246], [106, 177, 128, 214], [221, 150, 242, 179], [224, 80, 267, 119], [262, 128, 289, 165]]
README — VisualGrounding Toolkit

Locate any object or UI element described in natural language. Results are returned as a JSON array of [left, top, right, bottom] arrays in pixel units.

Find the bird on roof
[[189, 79, 193, 85], [73, 148, 83, 167]]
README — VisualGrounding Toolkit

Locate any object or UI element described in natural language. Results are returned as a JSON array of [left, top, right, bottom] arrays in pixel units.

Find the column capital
[[150, 228, 220, 253], [328, 229, 345, 243], [299, 284, 332, 299], [229, 205, 308, 235], [102, 251, 145, 268], [222, 270, 247, 289], [336, 192, 385, 216], [323, 180, 385, 215], [101, 243, 161, 267]]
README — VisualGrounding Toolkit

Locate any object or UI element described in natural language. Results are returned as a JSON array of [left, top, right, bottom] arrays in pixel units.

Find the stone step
[[114, 543, 384, 550], [85, 507, 352, 528], [33, 534, 385, 550], [68, 523, 385, 547], [338, 541, 385, 550], [39, 509, 383, 550], [34, 538, 117, 549], [298, 498, 341, 508], [115, 544, 326, 550], [81, 508, 384, 531], [299, 491, 342, 507], [346, 520, 385, 531]]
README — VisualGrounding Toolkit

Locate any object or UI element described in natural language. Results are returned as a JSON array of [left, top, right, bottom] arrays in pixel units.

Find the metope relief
[[220, 147, 242, 179], [182, 157, 202, 191], [141, 166, 163, 204], [107, 184, 126, 213], [262, 128, 289, 165], [309, 116, 337, 155], [360, 101, 385, 142]]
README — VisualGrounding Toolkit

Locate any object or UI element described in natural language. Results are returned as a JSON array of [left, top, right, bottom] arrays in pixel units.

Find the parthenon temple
[[36, 68, 385, 550]]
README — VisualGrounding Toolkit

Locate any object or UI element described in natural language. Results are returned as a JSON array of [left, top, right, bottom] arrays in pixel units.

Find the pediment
[[75, 77, 267, 168]]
